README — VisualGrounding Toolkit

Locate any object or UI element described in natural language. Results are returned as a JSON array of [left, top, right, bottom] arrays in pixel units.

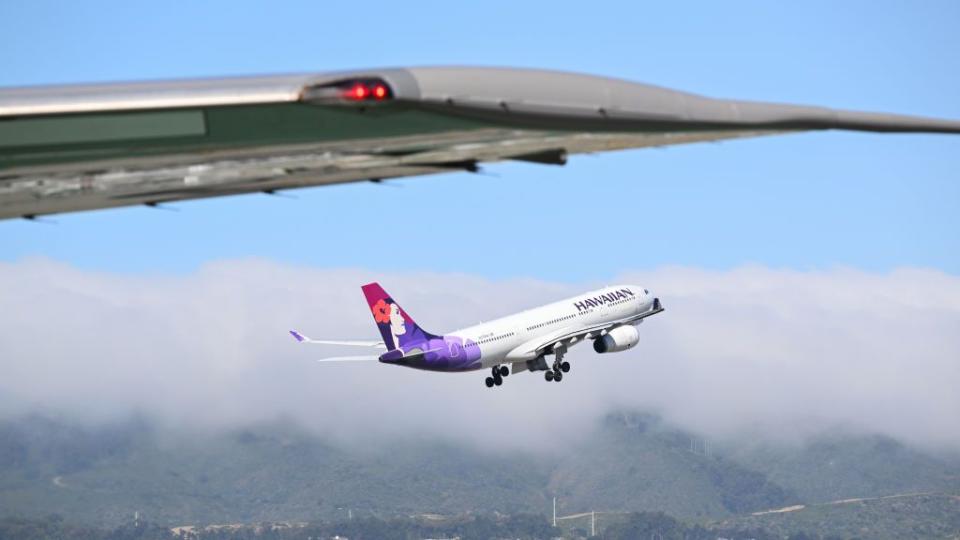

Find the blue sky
[[1, 0, 958, 281]]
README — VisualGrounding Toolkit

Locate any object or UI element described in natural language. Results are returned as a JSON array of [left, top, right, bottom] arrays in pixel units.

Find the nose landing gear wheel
[[545, 371, 555, 382]]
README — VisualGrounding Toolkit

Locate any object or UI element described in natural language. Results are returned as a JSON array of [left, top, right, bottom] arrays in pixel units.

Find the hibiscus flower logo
[[372, 298, 392, 324]]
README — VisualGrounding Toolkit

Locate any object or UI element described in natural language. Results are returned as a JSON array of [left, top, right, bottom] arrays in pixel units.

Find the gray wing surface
[[1, 66, 958, 219]]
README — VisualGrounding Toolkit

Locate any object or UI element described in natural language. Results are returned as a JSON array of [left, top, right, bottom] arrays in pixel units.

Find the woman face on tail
[[389, 303, 406, 336]]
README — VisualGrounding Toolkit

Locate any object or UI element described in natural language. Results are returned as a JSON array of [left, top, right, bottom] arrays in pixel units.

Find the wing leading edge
[[2, 66, 958, 219]]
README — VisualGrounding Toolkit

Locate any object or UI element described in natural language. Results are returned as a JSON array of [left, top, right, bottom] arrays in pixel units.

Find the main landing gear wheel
[[553, 371, 563, 382], [545, 371, 554, 382], [551, 359, 568, 376], [485, 366, 506, 388]]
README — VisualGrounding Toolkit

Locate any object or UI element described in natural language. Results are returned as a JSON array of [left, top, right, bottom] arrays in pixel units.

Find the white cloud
[[1, 259, 958, 452]]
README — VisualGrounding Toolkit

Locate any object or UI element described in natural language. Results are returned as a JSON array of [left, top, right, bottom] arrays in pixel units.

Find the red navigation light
[[331, 80, 390, 103], [347, 83, 369, 100]]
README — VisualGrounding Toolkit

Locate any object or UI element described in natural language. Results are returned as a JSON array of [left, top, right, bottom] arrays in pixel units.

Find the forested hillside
[[1, 412, 957, 538]]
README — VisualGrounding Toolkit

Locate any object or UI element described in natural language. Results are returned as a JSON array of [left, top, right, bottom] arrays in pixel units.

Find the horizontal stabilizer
[[288, 330, 384, 348], [315, 355, 380, 363]]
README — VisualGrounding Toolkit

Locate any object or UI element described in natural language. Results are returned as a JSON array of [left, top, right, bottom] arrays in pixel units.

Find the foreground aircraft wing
[[3, 66, 959, 219]]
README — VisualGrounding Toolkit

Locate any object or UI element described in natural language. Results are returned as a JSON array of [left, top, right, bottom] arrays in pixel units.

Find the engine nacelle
[[593, 325, 640, 353]]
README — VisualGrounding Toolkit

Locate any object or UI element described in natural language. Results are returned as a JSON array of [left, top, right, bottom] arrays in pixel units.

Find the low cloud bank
[[1, 259, 957, 453]]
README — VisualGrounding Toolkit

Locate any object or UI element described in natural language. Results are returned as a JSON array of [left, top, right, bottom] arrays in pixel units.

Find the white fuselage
[[449, 284, 655, 368]]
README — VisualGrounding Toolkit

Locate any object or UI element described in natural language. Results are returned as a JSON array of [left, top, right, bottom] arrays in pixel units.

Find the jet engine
[[593, 325, 640, 353]]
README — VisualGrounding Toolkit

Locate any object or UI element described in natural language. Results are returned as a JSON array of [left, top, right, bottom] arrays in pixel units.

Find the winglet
[[289, 330, 307, 343]]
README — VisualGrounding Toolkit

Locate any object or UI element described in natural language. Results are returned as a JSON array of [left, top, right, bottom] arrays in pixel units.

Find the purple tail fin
[[361, 283, 438, 352]]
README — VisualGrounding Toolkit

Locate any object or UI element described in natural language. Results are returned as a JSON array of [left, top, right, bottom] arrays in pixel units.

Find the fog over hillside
[[1, 258, 958, 453]]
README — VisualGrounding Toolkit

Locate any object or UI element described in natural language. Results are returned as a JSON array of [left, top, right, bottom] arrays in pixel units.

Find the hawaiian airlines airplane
[[290, 282, 664, 388]]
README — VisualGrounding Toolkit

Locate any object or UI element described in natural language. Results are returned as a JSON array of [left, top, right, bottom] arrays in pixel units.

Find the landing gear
[[484, 365, 508, 388], [543, 346, 570, 383]]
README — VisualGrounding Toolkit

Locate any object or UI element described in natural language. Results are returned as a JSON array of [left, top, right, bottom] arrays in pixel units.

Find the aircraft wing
[[3, 66, 959, 219], [510, 298, 665, 365]]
